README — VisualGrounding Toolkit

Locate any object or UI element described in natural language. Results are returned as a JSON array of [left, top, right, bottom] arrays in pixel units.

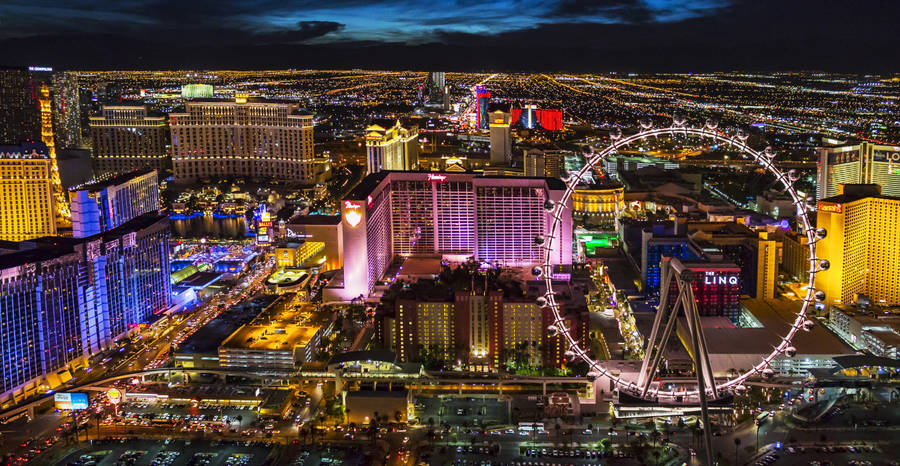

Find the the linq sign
[[703, 271, 738, 286]]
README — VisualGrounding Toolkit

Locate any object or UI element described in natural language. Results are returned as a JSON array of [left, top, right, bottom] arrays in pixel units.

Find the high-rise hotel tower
[[815, 184, 900, 309], [816, 142, 900, 199], [170, 96, 314, 183], [90, 105, 168, 176], [335, 172, 573, 299], [0, 142, 57, 241]]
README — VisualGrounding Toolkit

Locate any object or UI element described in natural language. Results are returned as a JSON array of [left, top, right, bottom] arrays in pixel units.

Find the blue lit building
[[69, 169, 160, 238], [640, 232, 703, 293], [0, 213, 171, 402]]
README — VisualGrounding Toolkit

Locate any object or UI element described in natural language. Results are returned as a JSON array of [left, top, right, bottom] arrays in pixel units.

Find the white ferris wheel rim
[[540, 122, 823, 400]]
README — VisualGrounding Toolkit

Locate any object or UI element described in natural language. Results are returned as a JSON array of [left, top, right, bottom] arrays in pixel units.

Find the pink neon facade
[[338, 172, 573, 300]]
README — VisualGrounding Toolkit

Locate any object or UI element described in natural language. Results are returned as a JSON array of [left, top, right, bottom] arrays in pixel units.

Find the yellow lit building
[[815, 184, 900, 309], [756, 232, 778, 300], [274, 241, 326, 268], [38, 84, 69, 223], [500, 302, 542, 366], [365, 120, 419, 174], [573, 184, 625, 216], [0, 144, 57, 241], [395, 300, 455, 363]]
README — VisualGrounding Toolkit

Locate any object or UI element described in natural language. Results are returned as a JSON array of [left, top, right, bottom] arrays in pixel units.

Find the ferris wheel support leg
[[638, 263, 673, 393], [639, 293, 681, 399], [684, 284, 718, 398], [682, 282, 716, 466]]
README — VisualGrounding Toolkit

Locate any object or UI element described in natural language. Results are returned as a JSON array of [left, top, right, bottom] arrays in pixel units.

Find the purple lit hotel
[[330, 172, 573, 300]]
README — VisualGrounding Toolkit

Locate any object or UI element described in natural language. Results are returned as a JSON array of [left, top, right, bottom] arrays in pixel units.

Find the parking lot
[[416, 396, 510, 427], [56, 438, 277, 466], [753, 444, 889, 466]]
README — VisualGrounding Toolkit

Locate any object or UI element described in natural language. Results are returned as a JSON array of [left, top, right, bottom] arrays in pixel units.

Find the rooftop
[[221, 322, 320, 352], [72, 168, 156, 192], [177, 295, 276, 354], [287, 214, 342, 226]]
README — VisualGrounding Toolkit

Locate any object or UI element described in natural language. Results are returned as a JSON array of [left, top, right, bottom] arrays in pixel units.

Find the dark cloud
[[0, 0, 896, 71], [543, 0, 655, 23]]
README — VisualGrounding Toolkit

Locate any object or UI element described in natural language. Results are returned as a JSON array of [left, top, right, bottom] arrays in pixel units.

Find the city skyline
[[0, 2, 898, 461], [1, 0, 898, 70]]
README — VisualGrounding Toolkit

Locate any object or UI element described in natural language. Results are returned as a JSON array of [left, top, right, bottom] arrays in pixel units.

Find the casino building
[[815, 184, 900, 310], [333, 172, 573, 300], [816, 142, 900, 199]]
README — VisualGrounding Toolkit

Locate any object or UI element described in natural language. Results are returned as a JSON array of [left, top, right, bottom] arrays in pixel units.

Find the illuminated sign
[[54, 392, 89, 410], [367, 195, 374, 208], [344, 200, 363, 227], [703, 271, 739, 286], [427, 173, 447, 182], [28, 66, 53, 72], [817, 202, 842, 213], [107, 388, 123, 404], [630, 200, 642, 210], [493, 118, 505, 124]]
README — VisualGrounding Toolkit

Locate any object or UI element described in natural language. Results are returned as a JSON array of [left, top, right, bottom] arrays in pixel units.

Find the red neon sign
[[427, 173, 447, 182], [344, 200, 362, 209]]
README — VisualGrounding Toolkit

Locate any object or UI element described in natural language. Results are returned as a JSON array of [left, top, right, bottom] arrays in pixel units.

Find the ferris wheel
[[533, 118, 827, 457]]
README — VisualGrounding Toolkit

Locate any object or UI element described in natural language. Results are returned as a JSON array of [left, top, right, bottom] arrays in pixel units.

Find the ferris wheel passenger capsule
[[802, 320, 815, 331], [736, 129, 750, 141], [761, 368, 775, 379], [764, 146, 776, 158], [534, 235, 546, 246], [672, 113, 686, 127], [705, 118, 719, 130], [814, 290, 826, 302], [609, 127, 623, 140], [535, 296, 547, 307], [815, 228, 827, 239], [818, 259, 830, 271], [639, 117, 653, 129], [784, 346, 797, 358], [544, 200, 556, 212], [788, 169, 800, 182]]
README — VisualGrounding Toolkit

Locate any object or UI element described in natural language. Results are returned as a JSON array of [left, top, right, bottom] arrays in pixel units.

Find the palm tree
[[734, 437, 741, 465], [555, 422, 562, 444]]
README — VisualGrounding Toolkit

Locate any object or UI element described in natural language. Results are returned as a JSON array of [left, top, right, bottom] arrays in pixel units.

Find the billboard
[[54, 392, 89, 410]]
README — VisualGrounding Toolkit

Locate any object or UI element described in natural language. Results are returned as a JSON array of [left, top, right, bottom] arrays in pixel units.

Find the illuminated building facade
[[641, 234, 702, 292], [664, 260, 742, 322], [391, 291, 586, 370], [90, 105, 168, 176], [38, 84, 69, 223], [170, 98, 314, 183], [0, 67, 41, 144], [0, 142, 58, 241], [780, 229, 811, 283], [0, 213, 171, 402], [52, 71, 83, 149], [69, 168, 159, 237], [338, 172, 572, 300], [817, 142, 900, 199], [365, 120, 419, 174], [181, 84, 214, 99], [815, 184, 900, 309], [756, 232, 778, 300], [572, 183, 625, 222], [489, 110, 511, 164], [524, 149, 545, 177], [476, 86, 491, 129]]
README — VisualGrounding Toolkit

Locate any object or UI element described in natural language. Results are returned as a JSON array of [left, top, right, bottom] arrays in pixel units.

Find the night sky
[[0, 0, 897, 71]]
